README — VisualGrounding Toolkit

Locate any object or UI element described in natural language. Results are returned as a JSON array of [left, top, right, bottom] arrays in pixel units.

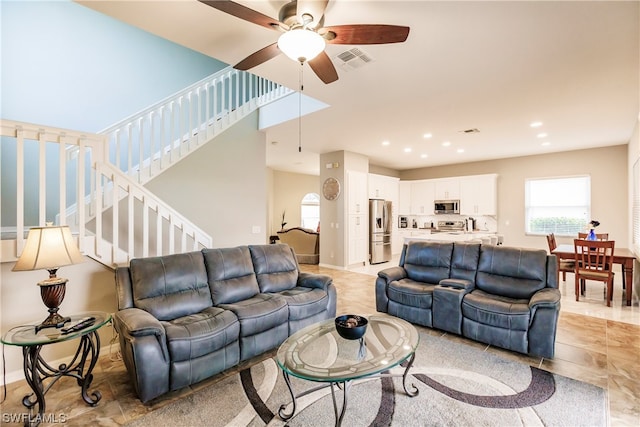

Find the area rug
[[126, 333, 607, 427]]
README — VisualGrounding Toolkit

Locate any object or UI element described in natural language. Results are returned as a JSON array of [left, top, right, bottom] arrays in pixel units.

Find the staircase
[[1, 67, 292, 267]]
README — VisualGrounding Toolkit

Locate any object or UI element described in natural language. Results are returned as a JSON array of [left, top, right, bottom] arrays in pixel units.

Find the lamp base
[[35, 312, 71, 333], [35, 279, 70, 333]]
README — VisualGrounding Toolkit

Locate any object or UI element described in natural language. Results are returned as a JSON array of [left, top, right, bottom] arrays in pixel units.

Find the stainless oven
[[434, 200, 460, 215]]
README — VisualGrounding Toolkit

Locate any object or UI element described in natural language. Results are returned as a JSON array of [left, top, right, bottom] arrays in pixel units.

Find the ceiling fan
[[199, 0, 410, 84]]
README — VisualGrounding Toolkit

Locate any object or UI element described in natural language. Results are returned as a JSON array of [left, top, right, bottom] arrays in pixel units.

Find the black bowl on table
[[335, 315, 368, 340]]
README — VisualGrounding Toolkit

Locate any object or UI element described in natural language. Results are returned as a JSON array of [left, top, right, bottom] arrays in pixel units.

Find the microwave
[[434, 200, 460, 215]]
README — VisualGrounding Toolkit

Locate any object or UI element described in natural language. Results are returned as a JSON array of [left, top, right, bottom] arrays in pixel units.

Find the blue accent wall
[[0, 0, 228, 132], [1, 0, 229, 227]]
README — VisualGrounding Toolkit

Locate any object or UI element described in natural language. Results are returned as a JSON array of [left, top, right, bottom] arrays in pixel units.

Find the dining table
[[552, 244, 637, 306]]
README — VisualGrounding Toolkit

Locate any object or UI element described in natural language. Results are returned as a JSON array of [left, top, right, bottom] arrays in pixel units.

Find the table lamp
[[12, 224, 85, 333]]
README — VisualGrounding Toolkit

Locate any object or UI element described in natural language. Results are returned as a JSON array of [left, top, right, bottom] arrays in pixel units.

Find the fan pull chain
[[298, 62, 303, 153]]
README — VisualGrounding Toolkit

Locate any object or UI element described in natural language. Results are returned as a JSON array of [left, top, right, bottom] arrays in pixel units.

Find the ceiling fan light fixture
[[278, 28, 326, 63]]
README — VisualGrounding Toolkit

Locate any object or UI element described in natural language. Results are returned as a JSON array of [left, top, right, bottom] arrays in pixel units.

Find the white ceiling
[[78, 0, 639, 175]]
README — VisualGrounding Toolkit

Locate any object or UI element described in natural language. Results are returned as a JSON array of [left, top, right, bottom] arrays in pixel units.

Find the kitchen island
[[404, 231, 497, 243]]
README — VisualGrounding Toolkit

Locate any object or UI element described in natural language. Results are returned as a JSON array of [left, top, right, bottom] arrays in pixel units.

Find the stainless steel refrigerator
[[369, 199, 392, 264]]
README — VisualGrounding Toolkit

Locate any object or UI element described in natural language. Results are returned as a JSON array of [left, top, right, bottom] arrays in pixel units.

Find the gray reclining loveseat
[[114, 243, 336, 402], [376, 241, 560, 358]]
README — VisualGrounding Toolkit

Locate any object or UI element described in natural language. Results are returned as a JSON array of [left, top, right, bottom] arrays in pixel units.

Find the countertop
[[403, 231, 496, 243]]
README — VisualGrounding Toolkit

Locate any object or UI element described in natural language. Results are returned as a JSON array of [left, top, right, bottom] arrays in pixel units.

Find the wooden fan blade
[[308, 51, 339, 84], [324, 24, 410, 45], [234, 43, 281, 70], [296, 0, 329, 28], [199, 1, 280, 30]]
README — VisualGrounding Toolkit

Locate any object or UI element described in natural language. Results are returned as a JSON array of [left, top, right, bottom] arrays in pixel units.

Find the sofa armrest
[[438, 278, 475, 292], [114, 307, 165, 338], [528, 288, 561, 310], [377, 266, 407, 283], [297, 272, 333, 290], [113, 308, 171, 402], [527, 288, 561, 358]]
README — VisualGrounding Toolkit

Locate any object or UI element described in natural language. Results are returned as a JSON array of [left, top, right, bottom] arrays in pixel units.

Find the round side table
[[1, 311, 112, 427]]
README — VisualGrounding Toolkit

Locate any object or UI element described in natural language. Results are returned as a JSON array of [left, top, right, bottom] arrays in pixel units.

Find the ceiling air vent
[[333, 48, 374, 72], [460, 128, 480, 134]]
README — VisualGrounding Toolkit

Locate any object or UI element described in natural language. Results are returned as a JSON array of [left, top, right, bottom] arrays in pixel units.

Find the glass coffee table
[[275, 315, 419, 426]]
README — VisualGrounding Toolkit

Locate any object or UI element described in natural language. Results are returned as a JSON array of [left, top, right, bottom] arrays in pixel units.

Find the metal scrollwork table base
[[1, 312, 111, 427]]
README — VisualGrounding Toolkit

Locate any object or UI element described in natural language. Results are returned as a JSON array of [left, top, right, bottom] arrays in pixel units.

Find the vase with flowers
[[586, 220, 600, 241]]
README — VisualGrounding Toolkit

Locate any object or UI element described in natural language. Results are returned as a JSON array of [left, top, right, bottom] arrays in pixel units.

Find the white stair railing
[[92, 162, 211, 265], [0, 120, 211, 266], [99, 66, 292, 184], [1, 69, 292, 266]]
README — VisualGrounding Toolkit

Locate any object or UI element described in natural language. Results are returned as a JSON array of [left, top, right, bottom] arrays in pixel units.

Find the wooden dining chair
[[573, 239, 615, 306], [577, 232, 609, 240], [576, 232, 625, 291], [546, 233, 575, 282]]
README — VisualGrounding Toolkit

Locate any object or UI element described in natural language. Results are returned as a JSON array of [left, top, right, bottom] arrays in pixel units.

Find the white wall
[[400, 145, 629, 250], [145, 112, 268, 248], [270, 170, 319, 235]]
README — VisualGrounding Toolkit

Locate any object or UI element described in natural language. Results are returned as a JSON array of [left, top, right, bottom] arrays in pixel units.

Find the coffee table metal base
[[278, 352, 418, 427]]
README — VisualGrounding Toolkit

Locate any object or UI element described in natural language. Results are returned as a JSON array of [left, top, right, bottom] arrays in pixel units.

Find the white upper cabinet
[[459, 174, 497, 215], [434, 178, 460, 200], [347, 171, 368, 214], [368, 173, 399, 201], [410, 180, 435, 215], [399, 181, 411, 214]]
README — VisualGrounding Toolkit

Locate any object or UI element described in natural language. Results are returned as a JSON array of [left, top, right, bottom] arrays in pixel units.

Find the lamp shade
[[12, 225, 84, 272], [278, 29, 326, 63]]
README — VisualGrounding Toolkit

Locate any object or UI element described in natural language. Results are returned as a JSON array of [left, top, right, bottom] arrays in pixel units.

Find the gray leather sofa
[[113, 244, 336, 402], [376, 241, 560, 358]]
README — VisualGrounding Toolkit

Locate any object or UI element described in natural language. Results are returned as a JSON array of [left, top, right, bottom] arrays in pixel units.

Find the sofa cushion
[[163, 307, 239, 362], [276, 287, 329, 321], [476, 245, 549, 299], [462, 289, 530, 331], [249, 244, 299, 293], [403, 241, 453, 284], [130, 251, 212, 321], [203, 247, 260, 305], [219, 293, 289, 337], [387, 279, 435, 309], [450, 242, 481, 282]]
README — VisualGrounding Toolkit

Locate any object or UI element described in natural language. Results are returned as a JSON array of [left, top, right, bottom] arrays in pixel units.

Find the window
[[301, 193, 320, 230], [525, 176, 590, 236]]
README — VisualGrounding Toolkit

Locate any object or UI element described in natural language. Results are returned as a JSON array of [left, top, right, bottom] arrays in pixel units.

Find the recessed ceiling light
[[541, 141, 551, 146], [530, 121, 543, 128], [423, 133, 432, 139], [442, 141, 451, 147], [456, 148, 465, 153], [537, 133, 548, 138], [382, 140, 390, 146], [404, 147, 412, 153], [420, 154, 428, 158]]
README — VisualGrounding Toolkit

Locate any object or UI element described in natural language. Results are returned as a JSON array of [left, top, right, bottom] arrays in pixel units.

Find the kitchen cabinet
[[368, 173, 399, 200], [347, 171, 368, 214], [434, 178, 460, 200], [410, 180, 435, 215], [347, 171, 369, 265], [459, 174, 497, 215], [398, 181, 411, 214], [348, 214, 368, 264], [394, 230, 411, 254]]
